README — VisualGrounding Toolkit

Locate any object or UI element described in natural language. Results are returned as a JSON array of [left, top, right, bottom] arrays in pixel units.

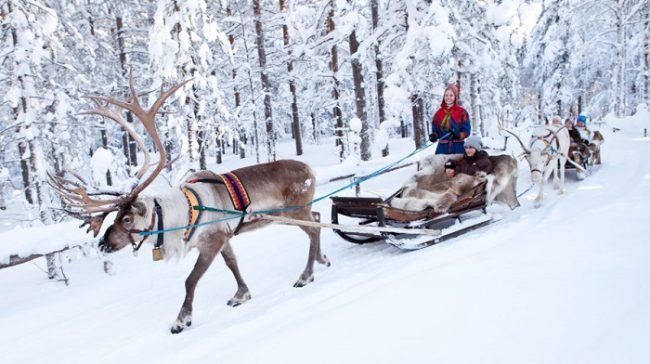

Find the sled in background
[[565, 130, 605, 180]]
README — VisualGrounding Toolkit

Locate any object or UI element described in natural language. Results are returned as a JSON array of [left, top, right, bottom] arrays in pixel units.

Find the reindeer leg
[[552, 161, 561, 191], [312, 212, 330, 266], [171, 236, 224, 334], [294, 210, 328, 287], [506, 179, 520, 209], [534, 181, 544, 208], [220, 242, 251, 307], [558, 157, 566, 194]]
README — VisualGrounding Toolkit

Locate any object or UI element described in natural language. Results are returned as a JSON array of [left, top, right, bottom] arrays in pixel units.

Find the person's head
[[463, 135, 482, 157], [576, 115, 587, 128], [444, 160, 457, 177], [564, 118, 574, 128], [443, 84, 459, 106], [551, 115, 562, 125]]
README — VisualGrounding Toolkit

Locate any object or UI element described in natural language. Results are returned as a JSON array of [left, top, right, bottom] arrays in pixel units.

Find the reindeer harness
[[529, 130, 561, 175], [123, 199, 164, 256], [187, 172, 251, 235]]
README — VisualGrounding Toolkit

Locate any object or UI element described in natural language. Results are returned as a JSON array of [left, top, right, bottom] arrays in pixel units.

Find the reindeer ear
[[132, 200, 147, 216]]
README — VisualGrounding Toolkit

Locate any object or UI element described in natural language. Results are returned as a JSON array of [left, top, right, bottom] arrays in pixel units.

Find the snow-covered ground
[[1, 113, 649, 364]]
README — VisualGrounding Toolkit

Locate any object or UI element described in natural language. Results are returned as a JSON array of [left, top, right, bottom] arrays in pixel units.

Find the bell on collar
[[152, 247, 163, 261]]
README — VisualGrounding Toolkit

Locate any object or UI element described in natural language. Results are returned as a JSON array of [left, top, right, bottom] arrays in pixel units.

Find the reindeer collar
[[181, 186, 203, 241], [129, 199, 163, 254]]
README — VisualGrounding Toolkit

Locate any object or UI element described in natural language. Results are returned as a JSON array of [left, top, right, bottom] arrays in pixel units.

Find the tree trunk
[[642, 1, 650, 108], [227, 7, 244, 160], [311, 112, 318, 142], [412, 94, 426, 148], [9, 15, 34, 205], [538, 86, 544, 125], [227, 7, 241, 110], [198, 129, 207, 170], [253, 0, 276, 162], [99, 121, 112, 185], [327, 0, 345, 161], [89, 14, 112, 184], [371, 0, 388, 157], [615, 3, 626, 117], [279, 0, 303, 156], [469, 73, 480, 133], [216, 136, 223, 164], [349, 29, 370, 161], [115, 16, 138, 167]]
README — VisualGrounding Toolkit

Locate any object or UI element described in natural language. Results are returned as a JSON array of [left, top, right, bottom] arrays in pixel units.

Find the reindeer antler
[[544, 125, 567, 151], [50, 72, 190, 236], [498, 121, 530, 155]]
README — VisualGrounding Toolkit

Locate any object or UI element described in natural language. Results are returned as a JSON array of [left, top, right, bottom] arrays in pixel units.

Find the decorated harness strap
[[219, 173, 251, 212], [181, 186, 203, 241], [186, 172, 251, 236]]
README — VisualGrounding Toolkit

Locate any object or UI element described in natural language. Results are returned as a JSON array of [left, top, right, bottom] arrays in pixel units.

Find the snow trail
[[1, 124, 650, 364]]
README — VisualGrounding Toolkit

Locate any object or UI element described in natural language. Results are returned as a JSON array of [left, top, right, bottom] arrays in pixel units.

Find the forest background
[[1, 0, 649, 228]]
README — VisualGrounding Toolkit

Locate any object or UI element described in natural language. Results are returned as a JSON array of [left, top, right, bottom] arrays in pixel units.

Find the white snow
[[1, 112, 650, 363], [90, 147, 114, 186], [349, 117, 362, 133]]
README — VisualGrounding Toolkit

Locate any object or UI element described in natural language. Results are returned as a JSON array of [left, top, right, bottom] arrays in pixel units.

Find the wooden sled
[[330, 181, 496, 250]]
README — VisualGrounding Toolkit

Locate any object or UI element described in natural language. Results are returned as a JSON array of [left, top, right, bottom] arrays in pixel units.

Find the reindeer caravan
[[49, 77, 603, 333]]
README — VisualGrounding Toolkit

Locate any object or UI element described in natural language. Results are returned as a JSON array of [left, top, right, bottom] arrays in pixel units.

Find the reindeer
[[49, 76, 329, 334], [501, 124, 570, 207]]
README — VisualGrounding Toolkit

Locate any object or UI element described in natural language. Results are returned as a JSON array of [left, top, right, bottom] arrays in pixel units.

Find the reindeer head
[[524, 141, 550, 183], [499, 125, 564, 184], [50, 73, 188, 253], [98, 199, 152, 253]]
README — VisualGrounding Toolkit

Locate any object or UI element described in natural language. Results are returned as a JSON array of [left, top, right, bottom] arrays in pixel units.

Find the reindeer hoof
[[171, 315, 192, 334], [227, 292, 251, 307], [317, 254, 331, 267], [293, 275, 314, 287]]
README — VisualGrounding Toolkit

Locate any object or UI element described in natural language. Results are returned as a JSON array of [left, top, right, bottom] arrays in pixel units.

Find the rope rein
[[140, 141, 436, 237]]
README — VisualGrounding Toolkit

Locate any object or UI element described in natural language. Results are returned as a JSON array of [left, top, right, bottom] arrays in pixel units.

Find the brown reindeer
[[50, 76, 329, 334]]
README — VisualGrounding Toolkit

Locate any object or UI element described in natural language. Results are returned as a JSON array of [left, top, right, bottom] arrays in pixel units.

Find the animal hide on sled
[[393, 154, 520, 212], [390, 170, 488, 212]]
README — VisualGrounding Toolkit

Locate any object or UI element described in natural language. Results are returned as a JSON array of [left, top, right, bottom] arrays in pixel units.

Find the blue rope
[[140, 141, 436, 236]]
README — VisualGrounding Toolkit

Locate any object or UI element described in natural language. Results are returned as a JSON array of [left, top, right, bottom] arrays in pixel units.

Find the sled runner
[[330, 181, 497, 250]]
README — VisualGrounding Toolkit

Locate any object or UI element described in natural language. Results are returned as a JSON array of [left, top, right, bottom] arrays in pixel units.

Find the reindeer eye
[[122, 215, 133, 225]]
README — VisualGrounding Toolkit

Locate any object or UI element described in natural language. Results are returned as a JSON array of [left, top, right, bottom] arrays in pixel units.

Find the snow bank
[[0, 221, 96, 264], [606, 104, 650, 137]]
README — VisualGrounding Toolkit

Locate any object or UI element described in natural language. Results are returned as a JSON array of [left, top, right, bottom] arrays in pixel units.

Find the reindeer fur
[[393, 154, 519, 212], [100, 160, 329, 334], [391, 172, 488, 212], [412, 154, 519, 209]]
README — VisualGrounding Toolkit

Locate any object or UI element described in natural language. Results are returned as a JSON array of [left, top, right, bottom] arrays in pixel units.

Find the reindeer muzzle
[[98, 235, 113, 253]]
